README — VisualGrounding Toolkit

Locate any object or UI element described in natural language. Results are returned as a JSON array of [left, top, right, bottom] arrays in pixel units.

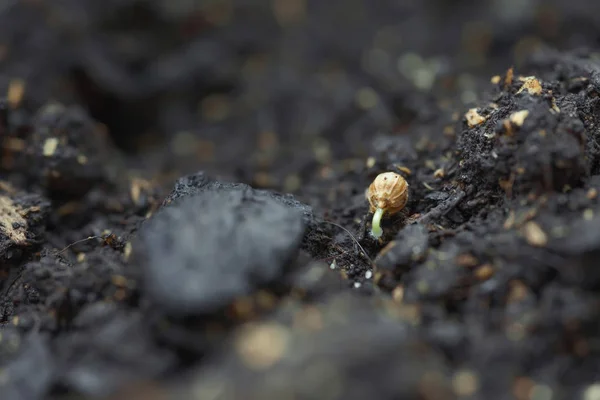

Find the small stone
[[135, 184, 307, 316]]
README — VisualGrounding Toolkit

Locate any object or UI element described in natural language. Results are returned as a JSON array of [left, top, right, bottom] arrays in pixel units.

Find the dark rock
[[0, 329, 54, 400], [162, 171, 329, 257], [163, 171, 316, 227], [135, 184, 307, 317]]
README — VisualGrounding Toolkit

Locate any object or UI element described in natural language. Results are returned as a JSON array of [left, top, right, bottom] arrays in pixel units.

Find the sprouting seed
[[367, 172, 408, 239]]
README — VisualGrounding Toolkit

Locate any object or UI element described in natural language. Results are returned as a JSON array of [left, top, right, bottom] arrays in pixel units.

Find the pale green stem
[[370, 207, 385, 239]]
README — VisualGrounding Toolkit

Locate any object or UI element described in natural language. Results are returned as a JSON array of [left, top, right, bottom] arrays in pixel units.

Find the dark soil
[[3, 1, 600, 399]]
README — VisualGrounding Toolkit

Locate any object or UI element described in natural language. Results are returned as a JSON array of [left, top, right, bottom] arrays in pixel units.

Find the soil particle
[[134, 182, 308, 317]]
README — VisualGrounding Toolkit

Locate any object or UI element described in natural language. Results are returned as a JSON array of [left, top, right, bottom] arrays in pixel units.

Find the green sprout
[[367, 171, 409, 240], [370, 207, 385, 239]]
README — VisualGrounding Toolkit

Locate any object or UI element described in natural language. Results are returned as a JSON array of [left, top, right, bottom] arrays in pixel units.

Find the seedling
[[367, 172, 408, 239]]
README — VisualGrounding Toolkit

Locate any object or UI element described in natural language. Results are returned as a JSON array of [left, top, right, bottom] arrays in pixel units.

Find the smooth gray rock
[[136, 185, 307, 316]]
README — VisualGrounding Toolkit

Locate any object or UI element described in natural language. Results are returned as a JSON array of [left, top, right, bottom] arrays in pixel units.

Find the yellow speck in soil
[[474, 264, 495, 281], [42, 137, 59, 157], [7, 78, 25, 109], [505, 67, 514, 86], [452, 369, 479, 396], [235, 322, 290, 370], [392, 285, 404, 302], [465, 108, 487, 127], [522, 221, 547, 247], [551, 98, 560, 113], [517, 76, 542, 95], [77, 154, 88, 164], [355, 87, 379, 109], [509, 110, 529, 126]]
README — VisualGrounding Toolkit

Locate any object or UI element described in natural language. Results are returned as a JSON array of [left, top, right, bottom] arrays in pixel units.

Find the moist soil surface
[[2, 1, 600, 399]]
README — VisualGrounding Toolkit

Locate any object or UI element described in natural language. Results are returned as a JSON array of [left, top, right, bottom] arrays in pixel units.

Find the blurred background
[[0, 0, 598, 186]]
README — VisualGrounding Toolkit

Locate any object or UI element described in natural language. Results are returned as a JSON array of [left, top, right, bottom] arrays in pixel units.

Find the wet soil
[[3, 1, 600, 399]]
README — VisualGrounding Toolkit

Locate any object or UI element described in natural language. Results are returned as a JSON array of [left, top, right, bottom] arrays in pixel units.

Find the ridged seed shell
[[367, 172, 408, 214]]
